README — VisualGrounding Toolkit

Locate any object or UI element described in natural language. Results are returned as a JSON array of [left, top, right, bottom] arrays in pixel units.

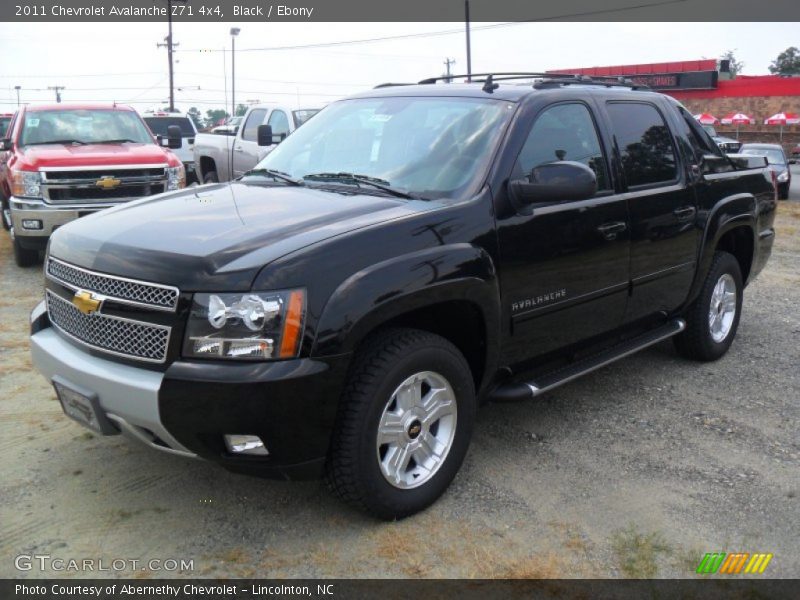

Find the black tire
[[203, 171, 219, 184], [326, 327, 476, 520], [1, 197, 10, 231], [778, 183, 789, 200], [674, 251, 742, 361], [13, 236, 39, 267]]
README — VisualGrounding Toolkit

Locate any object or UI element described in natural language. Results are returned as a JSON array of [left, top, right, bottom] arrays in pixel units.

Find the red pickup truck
[[1, 103, 186, 266]]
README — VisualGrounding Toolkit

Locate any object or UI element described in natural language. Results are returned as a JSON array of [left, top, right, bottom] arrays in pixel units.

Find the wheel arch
[[312, 244, 501, 393]]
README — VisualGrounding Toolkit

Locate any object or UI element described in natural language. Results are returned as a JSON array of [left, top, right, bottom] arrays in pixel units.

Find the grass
[[611, 525, 671, 578]]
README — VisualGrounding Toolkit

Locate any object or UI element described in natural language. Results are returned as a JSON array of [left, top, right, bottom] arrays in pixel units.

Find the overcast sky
[[0, 21, 796, 116]]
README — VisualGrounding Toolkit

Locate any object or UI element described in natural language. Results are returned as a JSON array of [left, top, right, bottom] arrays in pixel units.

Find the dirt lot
[[1, 187, 799, 580]]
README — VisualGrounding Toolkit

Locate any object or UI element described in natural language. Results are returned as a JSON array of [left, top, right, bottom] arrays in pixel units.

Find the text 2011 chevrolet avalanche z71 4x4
[[30, 74, 776, 519]]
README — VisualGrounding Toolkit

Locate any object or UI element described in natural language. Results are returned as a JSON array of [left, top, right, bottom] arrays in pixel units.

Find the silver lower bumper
[[10, 196, 124, 238], [30, 305, 195, 458]]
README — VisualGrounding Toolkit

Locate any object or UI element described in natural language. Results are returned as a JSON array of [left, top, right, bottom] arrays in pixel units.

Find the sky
[[0, 21, 796, 117]]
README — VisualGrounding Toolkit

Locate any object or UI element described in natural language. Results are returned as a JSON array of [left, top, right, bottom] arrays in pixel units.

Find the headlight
[[777, 171, 789, 182], [166, 165, 186, 190], [183, 289, 305, 360], [10, 169, 42, 198]]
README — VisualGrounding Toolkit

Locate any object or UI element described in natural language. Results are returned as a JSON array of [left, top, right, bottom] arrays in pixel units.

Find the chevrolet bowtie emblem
[[72, 290, 102, 315], [95, 175, 121, 190]]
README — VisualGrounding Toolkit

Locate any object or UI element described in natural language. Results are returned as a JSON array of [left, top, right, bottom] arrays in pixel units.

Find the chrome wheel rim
[[376, 371, 457, 489], [709, 273, 737, 343]]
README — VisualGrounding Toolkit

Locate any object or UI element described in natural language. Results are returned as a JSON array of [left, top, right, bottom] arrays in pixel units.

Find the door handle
[[234, 146, 245, 152], [673, 206, 697, 221], [596, 221, 627, 240]]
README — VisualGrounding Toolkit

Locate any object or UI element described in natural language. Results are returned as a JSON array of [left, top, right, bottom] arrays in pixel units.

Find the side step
[[490, 318, 686, 402]]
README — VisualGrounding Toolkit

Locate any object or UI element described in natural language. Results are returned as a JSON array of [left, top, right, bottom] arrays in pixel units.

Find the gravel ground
[[1, 173, 798, 580]]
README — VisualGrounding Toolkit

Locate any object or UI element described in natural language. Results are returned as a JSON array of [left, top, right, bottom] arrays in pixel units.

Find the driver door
[[232, 108, 267, 178], [495, 101, 631, 365]]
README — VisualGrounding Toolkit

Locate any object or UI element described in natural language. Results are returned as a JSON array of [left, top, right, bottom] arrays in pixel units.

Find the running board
[[490, 318, 686, 402]]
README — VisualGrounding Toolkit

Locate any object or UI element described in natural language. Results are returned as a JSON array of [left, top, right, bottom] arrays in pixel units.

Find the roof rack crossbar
[[417, 72, 649, 91]]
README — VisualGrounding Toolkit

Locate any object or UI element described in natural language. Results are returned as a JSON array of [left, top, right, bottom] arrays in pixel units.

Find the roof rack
[[408, 72, 649, 91]]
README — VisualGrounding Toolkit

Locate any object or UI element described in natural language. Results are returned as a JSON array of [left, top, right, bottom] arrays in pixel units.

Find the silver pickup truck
[[193, 104, 318, 183]]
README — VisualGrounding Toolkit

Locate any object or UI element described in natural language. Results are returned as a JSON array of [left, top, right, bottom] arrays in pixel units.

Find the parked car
[[30, 74, 776, 519], [701, 124, 742, 154], [739, 143, 794, 200], [0, 112, 14, 137], [210, 115, 243, 135], [193, 104, 318, 183], [0, 103, 186, 266], [142, 110, 198, 183]]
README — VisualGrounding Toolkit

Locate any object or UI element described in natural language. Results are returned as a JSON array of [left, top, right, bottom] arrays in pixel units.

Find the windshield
[[0, 116, 11, 137], [702, 124, 718, 137], [144, 116, 195, 137], [292, 109, 319, 128], [740, 147, 785, 165], [19, 109, 154, 146], [255, 96, 514, 199]]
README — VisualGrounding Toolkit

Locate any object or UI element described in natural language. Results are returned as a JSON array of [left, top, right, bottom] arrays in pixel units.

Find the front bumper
[[10, 196, 117, 239], [30, 302, 351, 480]]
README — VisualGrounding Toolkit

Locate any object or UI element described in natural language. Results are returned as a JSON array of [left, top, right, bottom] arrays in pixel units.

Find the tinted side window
[[607, 102, 677, 187], [267, 110, 290, 139], [517, 103, 610, 191], [241, 108, 267, 142]]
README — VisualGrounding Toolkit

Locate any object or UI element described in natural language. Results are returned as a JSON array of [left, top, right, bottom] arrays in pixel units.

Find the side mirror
[[167, 125, 182, 149], [509, 161, 596, 209], [0, 138, 12, 151], [257, 124, 274, 147]]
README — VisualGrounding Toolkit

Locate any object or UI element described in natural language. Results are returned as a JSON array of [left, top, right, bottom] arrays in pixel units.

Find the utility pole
[[14, 85, 21, 106], [230, 28, 241, 118], [48, 86, 64, 103], [444, 58, 456, 83], [465, 0, 472, 82], [157, 0, 187, 112]]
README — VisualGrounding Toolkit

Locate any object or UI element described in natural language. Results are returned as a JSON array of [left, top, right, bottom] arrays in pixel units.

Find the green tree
[[719, 50, 744, 77], [186, 107, 204, 129], [205, 108, 229, 126], [235, 103, 248, 117], [768, 46, 800, 75]]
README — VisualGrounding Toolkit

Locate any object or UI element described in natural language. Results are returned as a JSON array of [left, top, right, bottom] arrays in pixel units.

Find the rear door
[[232, 107, 268, 178], [495, 100, 631, 365], [603, 100, 701, 323]]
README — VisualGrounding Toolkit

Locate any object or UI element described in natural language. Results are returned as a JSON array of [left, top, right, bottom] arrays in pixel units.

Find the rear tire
[[674, 251, 742, 361], [326, 328, 476, 520], [203, 171, 219, 184], [13, 236, 39, 267]]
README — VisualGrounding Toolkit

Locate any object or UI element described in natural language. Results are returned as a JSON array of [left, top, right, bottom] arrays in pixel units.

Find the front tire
[[778, 183, 789, 200], [203, 171, 219, 184], [13, 235, 39, 267], [326, 328, 476, 519], [674, 251, 742, 361]]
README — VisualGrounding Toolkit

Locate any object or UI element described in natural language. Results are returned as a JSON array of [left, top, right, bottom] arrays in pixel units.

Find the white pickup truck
[[193, 103, 318, 183]]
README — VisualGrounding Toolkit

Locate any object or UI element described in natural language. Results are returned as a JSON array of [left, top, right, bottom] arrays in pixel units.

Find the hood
[[48, 182, 433, 291], [18, 142, 177, 170]]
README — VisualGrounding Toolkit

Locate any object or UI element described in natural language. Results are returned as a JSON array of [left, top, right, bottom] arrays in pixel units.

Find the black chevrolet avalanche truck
[[30, 74, 777, 519]]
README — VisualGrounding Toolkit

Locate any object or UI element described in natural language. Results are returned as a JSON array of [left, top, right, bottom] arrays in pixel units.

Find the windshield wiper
[[242, 168, 305, 186], [303, 172, 420, 200], [94, 138, 139, 144], [23, 139, 87, 146]]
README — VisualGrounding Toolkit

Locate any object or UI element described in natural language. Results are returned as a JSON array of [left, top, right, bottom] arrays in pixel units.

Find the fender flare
[[312, 243, 501, 380], [686, 193, 756, 305]]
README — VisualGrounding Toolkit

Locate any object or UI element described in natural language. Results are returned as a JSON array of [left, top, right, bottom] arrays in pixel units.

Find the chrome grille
[[47, 258, 179, 312], [41, 166, 167, 204], [46, 291, 170, 363]]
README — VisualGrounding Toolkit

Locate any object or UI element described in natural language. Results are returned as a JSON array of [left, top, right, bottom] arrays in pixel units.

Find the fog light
[[21, 219, 43, 230], [224, 434, 268, 456]]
